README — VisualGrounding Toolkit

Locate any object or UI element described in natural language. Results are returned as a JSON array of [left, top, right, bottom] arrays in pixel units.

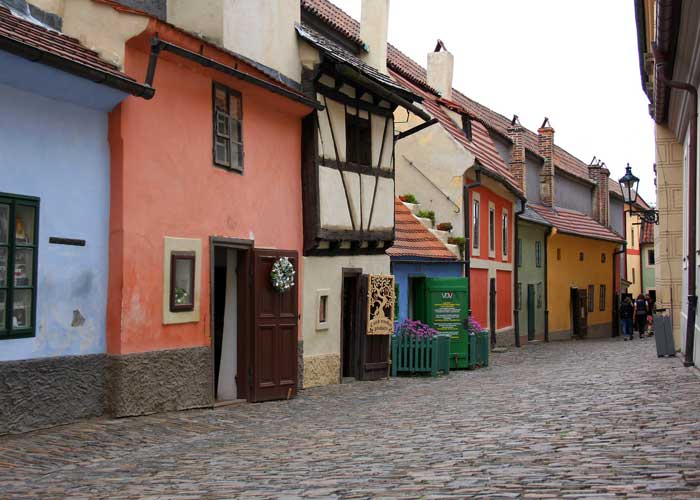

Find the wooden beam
[[316, 83, 394, 117], [319, 157, 394, 179]]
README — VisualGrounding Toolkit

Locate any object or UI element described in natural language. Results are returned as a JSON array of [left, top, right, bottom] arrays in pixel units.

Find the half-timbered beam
[[319, 158, 393, 179], [316, 83, 394, 117], [395, 118, 439, 142]]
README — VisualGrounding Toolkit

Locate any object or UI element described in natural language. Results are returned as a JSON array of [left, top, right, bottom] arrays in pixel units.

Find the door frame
[[209, 237, 253, 404], [340, 267, 362, 382]]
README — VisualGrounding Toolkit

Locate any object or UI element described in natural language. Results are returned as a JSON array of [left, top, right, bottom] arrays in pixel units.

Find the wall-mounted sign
[[367, 274, 395, 335]]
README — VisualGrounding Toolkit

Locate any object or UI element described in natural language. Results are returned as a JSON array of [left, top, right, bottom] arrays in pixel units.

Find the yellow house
[[624, 195, 651, 298], [531, 205, 625, 340]]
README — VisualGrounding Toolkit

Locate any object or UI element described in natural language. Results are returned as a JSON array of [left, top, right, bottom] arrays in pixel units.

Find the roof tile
[[529, 204, 624, 243], [387, 199, 458, 260]]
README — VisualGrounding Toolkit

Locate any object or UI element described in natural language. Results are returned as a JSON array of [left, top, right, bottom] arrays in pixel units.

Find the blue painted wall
[[0, 53, 127, 361], [392, 260, 463, 324]]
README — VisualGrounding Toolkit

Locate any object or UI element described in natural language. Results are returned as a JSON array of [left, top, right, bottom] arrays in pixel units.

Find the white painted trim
[[470, 258, 513, 272], [471, 192, 481, 257], [501, 208, 509, 261], [316, 288, 330, 331], [488, 201, 496, 258]]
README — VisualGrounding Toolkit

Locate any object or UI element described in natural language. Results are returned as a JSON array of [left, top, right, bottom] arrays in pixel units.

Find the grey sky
[[332, 0, 656, 204]]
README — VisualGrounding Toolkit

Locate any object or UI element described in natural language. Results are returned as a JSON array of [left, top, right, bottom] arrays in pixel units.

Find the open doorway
[[341, 270, 361, 380], [211, 240, 251, 403]]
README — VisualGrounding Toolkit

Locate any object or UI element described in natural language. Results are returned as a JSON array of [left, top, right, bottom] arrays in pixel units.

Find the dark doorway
[[341, 271, 361, 379], [251, 249, 298, 402], [527, 284, 536, 341], [571, 287, 588, 338], [489, 277, 497, 347]]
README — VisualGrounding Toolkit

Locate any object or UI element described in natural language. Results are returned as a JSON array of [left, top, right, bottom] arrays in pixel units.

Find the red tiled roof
[[529, 204, 624, 243], [387, 199, 458, 260], [301, 0, 364, 46], [640, 221, 655, 245], [0, 5, 136, 82]]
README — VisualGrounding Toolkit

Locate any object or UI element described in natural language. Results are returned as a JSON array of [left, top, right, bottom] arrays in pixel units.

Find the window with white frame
[[501, 210, 508, 258], [488, 203, 495, 257], [472, 194, 480, 254]]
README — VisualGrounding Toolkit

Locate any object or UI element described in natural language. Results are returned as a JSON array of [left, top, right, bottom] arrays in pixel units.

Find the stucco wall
[[0, 78, 115, 361], [641, 243, 656, 292], [392, 260, 463, 323], [516, 221, 547, 341], [610, 197, 625, 236], [625, 211, 642, 297], [525, 154, 542, 203], [555, 174, 593, 216]]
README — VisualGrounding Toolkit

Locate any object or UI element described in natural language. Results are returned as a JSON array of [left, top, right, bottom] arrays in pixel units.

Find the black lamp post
[[618, 163, 659, 224]]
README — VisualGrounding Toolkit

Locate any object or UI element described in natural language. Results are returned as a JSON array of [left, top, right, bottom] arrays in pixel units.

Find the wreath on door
[[271, 257, 295, 293]]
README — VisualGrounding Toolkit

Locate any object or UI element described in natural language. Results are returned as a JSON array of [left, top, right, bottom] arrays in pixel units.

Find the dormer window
[[462, 115, 472, 141], [346, 114, 372, 166]]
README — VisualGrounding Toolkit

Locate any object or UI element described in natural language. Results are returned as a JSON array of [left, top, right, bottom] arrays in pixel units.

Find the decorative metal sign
[[366, 274, 395, 335]]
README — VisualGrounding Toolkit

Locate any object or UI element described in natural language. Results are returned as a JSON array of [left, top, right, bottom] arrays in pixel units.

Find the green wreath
[[271, 257, 295, 293]]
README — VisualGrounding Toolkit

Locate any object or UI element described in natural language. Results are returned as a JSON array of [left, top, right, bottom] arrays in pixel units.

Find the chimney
[[168, 0, 301, 82], [360, 0, 389, 74], [537, 118, 555, 207], [588, 159, 610, 226], [427, 40, 454, 100], [508, 115, 525, 194]]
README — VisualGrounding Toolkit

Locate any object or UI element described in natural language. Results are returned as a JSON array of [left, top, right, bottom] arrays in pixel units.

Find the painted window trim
[[501, 209, 508, 260], [587, 284, 595, 312], [212, 82, 244, 173], [169, 251, 196, 313], [471, 193, 480, 256], [535, 240, 542, 268], [0, 193, 39, 340], [599, 284, 606, 311], [488, 201, 495, 258], [316, 288, 330, 330]]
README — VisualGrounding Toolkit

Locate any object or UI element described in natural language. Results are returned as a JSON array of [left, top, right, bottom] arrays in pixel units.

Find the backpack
[[635, 299, 647, 315]]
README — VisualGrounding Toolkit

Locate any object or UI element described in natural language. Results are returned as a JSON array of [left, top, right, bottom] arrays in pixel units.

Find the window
[[346, 114, 372, 166], [170, 251, 195, 312], [557, 248, 561, 260], [648, 249, 655, 265], [535, 241, 542, 268], [502, 211, 508, 257], [0, 194, 39, 339], [316, 289, 330, 330], [472, 197, 480, 250], [462, 115, 472, 141], [488, 205, 495, 255], [632, 268, 636, 283], [601, 253, 606, 263], [579, 251, 584, 262], [536, 282, 543, 308], [213, 83, 243, 171], [587, 284, 595, 312], [517, 239, 522, 267], [515, 282, 522, 310], [599, 284, 606, 311], [631, 227, 635, 247]]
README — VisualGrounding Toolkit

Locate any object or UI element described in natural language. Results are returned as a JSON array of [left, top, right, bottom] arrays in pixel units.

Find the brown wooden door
[[571, 288, 588, 338], [358, 275, 390, 381], [251, 249, 298, 402]]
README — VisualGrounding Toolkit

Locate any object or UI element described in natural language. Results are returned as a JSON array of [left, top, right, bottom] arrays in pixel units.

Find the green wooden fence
[[391, 334, 450, 377]]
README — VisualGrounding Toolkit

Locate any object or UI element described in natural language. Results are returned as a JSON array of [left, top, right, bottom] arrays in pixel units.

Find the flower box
[[391, 334, 450, 377]]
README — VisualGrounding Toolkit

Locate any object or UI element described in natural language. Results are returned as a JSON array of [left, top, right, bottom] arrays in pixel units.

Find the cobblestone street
[[1, 338, 700, 499]]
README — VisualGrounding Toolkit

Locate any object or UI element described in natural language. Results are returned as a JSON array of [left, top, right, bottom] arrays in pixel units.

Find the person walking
[[620, 296, 634, 341], [634, 293, 648, 339]]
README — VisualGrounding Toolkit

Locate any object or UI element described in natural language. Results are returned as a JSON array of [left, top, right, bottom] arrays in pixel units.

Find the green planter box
[[391, 334, 450, 377], [448, 330, 469, 369], [474, 330, 490, 367], [467, 331, 477, 369]]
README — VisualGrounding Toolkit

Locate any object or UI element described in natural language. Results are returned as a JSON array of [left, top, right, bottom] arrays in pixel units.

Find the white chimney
[[427, 40, 453, 100], [360, 0, 389, 74], [168, 0, 301, 82]]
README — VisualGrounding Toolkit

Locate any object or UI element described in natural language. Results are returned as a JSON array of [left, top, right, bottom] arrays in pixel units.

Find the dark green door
[[527, 284, 536, 341]]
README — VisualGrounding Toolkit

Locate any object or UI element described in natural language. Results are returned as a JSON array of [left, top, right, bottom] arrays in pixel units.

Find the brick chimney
[[168, 0, 301, 82], [360, 0, 389, 74], [537, 118, 555, 207], [427, 40, 453, 100], [508, 114, 525, 194], [588, 159, 610, 226]]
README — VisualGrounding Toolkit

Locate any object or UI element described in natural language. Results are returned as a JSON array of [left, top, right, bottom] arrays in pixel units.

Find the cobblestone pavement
[[2, 338, 700, 499]]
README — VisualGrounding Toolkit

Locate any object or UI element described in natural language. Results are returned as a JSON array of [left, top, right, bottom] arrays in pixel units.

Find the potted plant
[[436, 222, 453, 232], [466, 317, 489, 368], [391, 319, 450, 377], [447, 236, 465, 258], [399, 193, 418, 204], [416, 209, 435, 227]]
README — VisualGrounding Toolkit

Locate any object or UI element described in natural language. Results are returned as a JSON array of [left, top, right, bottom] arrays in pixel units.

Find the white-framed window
[[488, 202, 496, 258], [535, 241, 542, 268], [501, 210, 509, 259], [472, 193, 480, 256], [647, 249, 655, 266], [316, 289, 330, 330]]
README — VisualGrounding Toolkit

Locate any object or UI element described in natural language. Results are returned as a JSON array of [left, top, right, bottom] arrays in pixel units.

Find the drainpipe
[[613, 242, 627, 337], [664, 80, 697, 367], [513, 200, 526, 348], [544, 226, 554, 342], [463, 167, 482, 316]]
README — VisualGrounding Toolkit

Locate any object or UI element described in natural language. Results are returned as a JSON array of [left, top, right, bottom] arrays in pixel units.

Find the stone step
[[402, 202, 420, 214], [430, 228, 450, 243], [446, 243, 461, 257], [416, 217, 433, 229]]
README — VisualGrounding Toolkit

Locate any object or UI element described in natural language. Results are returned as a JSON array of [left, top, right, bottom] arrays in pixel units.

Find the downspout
[[664, 80, 697, 367], [463, 167, 482, 316], [613, 242, 627, 337], [544, 226, 554, 342], [513, 199, 526, 348]]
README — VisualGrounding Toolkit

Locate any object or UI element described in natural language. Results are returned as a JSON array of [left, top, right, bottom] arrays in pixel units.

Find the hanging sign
[[366, 274, 395, 335]]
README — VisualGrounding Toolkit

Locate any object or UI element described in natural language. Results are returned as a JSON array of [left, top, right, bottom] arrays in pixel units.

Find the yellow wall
[[625, 211, 642, 297], [548, 232, 619, 336]]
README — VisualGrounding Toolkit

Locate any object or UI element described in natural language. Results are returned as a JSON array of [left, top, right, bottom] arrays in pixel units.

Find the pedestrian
[[634, 293, 648, 339], [645, 294, 655, 336], [620, 296, 634, 341]]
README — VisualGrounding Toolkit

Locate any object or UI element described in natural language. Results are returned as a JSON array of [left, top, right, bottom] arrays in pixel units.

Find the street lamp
[[618, 163, 659, 224]]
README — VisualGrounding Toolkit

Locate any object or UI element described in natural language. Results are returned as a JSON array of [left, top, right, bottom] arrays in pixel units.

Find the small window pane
[[0, 204, 8, 244], [215, 87, 228, 111], [0, 289, 5, 330], [15, 205, 35, 244], [231, 142, 243, 170], [174, 258, 194, 307], [215, 136, 230, 165], [12, 289, 32, 329], [230, 119, 241, 144], [319, 295, 328, 323], [229, 94, 242, 120], [14, 248, 33, 287], [216, 111, 230, 137], [0, 247, 6, 287]]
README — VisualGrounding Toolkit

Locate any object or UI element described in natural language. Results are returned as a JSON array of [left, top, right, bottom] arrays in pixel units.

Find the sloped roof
[[520, 205, 553, 227], [640, 221, 655, 245], [0, 4, 151, 97], [529, 204, 624, 243], [387, 199, 458, 260]]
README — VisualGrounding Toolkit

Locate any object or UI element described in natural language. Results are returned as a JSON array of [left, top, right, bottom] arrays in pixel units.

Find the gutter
[[0, 32, 154, 99], [513, 200, 526, 348], [544, 226, 554, 342], [664, 80, 697, 367]]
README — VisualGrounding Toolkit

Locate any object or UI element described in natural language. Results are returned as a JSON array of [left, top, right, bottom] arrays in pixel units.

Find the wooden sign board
[[366, 274, 395, 335]]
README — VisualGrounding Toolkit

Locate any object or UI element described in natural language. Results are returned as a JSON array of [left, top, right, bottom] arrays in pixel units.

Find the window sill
[[213, 163, 244, 175], [0, 330, 36, 340]]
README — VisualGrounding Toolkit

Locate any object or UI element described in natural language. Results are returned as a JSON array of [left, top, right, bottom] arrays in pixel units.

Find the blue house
[[388, 199, 463, 323], [0, 2, 151, 434]]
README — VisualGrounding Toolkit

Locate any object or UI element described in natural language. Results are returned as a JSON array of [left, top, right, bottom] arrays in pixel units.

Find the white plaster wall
[[319, 167, 353, 230], [359, 0, 388, 74], [427, 50, 454, 100], [168, 0, 224, 44], [302, 254, 390, 356], [394, 107, 476, 237]]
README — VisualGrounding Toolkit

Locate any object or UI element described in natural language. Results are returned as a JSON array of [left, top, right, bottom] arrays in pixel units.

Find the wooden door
[[341, 272, 360, 379], [251, 249, 298, 402], [571, 288, 588, 338], [527, 284, 536, 341], [358, 274, 390, 380], [489, 278, 497, 347]]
